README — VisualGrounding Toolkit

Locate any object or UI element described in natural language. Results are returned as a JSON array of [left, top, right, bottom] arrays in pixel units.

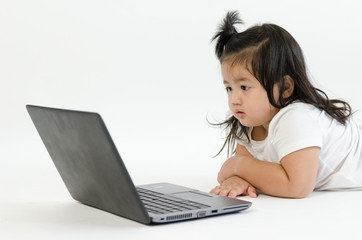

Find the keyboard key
[[136, 187, 210, 214]]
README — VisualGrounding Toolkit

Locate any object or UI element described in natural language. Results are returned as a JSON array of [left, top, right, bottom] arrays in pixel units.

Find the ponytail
[[212, 11, 243, 60]]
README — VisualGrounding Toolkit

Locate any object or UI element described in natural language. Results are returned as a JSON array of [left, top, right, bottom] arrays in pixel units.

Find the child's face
[[221, 62, 280, 130]]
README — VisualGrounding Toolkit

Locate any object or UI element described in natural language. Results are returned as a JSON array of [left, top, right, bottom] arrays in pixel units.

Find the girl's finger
[[247, 186, 258, 198], [210, 186, 221, 195]]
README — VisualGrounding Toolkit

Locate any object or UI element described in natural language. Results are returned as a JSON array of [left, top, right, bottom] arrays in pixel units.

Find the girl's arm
[[218, 144, 319, 198]]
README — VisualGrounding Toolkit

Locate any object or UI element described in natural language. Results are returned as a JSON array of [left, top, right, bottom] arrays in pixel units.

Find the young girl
[[210, 11, 362, 199]]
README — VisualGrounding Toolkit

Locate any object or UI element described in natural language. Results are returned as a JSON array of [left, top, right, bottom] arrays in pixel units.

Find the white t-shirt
[[237, 102, 362, 190]]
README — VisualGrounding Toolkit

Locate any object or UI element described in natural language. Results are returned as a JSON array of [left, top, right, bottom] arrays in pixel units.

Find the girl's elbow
[[288, 184, 314, 199], [290, 190, 312, 199]]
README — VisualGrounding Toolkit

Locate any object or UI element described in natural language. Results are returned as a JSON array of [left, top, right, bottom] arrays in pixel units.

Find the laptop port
[[197, 211, 206, 217]]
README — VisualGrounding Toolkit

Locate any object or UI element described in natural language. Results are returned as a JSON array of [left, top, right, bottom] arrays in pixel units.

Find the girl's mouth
[[235, 111, 245, 118]]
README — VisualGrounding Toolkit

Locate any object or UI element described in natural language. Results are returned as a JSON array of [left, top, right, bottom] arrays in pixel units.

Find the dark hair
[[212, 11, 352, 157]]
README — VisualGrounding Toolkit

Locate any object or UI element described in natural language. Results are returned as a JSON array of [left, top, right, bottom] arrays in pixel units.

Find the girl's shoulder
[[279, 101, 318, 114], [271, 102, 321, 126]]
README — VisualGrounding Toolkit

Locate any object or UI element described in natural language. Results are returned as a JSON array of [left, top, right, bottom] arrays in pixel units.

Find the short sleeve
[[269, 103, 323, 161]]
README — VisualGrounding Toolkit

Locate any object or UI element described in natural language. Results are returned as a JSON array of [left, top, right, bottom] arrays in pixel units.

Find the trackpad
[[172, 191, 213, 201]]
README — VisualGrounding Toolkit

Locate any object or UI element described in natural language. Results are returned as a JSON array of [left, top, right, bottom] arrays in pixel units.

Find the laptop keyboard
[[137, 187, 210, 215]]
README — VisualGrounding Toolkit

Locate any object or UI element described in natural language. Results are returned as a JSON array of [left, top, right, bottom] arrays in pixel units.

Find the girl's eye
[[225, 87, 232, 93], [241, 86, 249, 91]]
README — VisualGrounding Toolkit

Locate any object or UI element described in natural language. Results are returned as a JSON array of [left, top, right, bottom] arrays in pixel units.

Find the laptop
[[26, 105, 252, 224]]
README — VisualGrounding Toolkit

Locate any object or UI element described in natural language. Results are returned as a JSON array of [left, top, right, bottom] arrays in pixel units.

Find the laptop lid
[[26, 105, 151, 224]]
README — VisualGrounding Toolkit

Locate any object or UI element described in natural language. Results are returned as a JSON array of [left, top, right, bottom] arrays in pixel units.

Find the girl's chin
[[237, 119, 253, 127]]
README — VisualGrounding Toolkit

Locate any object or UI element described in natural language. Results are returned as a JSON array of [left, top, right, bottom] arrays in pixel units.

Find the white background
[[1, 0, 362, 239]]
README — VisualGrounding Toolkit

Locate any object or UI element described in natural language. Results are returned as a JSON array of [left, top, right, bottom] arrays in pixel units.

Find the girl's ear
[[282, 75, 294, 98]]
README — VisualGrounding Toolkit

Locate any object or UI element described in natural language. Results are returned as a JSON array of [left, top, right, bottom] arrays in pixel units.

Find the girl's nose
[[231, 92, 242, 105]]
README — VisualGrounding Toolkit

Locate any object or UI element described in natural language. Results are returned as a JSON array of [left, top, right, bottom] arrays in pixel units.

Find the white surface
[[2, 158, 362, 240], [1, 0, 362, 239], [3, 190, 362, 240]]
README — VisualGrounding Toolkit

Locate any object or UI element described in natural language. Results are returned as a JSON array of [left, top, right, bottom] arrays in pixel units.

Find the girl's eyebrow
[[223, 78, 249, 84]]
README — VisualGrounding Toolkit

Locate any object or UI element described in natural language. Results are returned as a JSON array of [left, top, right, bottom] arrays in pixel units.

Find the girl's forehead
[[221, 61, 254, 79]]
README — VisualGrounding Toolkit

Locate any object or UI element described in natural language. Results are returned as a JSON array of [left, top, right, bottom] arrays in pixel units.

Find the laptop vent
[[166, 213, 192, 221]]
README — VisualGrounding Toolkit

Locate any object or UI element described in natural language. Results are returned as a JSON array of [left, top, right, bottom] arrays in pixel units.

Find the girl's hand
[[217, 155, 245, 183], [210, 176, 257, 198]]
